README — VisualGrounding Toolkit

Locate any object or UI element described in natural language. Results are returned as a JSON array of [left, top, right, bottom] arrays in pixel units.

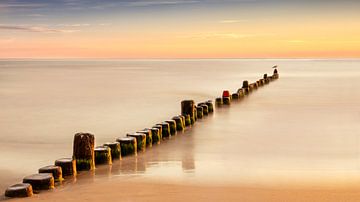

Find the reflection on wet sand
[[73, 121, 198, 187]]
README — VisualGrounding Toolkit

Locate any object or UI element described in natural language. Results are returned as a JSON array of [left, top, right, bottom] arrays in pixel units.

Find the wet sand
[[8, 179, 360, 202]]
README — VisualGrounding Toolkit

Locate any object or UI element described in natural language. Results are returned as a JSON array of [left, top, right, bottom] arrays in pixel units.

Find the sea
[[1, 59, 360, 194]]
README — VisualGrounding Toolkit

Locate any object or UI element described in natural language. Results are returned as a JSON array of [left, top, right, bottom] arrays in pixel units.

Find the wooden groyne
[[4, 68, 279, 198]]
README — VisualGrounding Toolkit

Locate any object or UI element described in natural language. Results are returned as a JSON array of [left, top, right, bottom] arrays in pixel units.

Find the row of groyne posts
[[4, 69, 279, 198]]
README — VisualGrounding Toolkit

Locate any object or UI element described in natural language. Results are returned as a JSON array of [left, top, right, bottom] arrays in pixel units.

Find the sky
[[0, 0, 360, 58]]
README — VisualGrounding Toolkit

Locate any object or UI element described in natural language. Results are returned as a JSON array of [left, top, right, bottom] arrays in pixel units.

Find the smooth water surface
[[1, 59, 360, 193]]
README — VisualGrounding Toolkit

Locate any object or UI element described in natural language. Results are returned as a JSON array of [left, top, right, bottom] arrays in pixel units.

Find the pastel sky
[[1, 0, 360, 58]]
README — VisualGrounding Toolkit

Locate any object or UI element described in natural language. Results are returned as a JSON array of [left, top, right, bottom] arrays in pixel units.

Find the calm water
[[1, 59, 360, 193]]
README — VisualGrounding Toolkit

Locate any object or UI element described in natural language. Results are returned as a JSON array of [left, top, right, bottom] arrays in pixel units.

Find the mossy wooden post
[[194, 107, 198, 121], [55, 158, 77, 177], [23, 173, 54, 190], [165, 120, 177, 136], [104, 142, 121, 161], [273, 68, 279, 79], [206, 100, 214, 113], [242, 80, 250, 94], [237, 88, 245, 97], [260, 78, 265, 85], [184, 114, 191, 127], [153, 124, 163, 139], [264, 74, 270, 84], [232, 93, 239, 100], [127, 133, 146, 152], [94, 146, 112, 165], [38, 165, 63, 182], [223, 97, 231, 105], [5, 183, 33, 198], [181, 100, 195, 125], [200, 104, 209, 116], [151, 127, 161, 144], [215, 97, 223, 106], [196, 106, 203, 119], [116, 137, 137, 156], [179, 115, 186, 128], [73, 133, 95, 171], [138, 129, 153, 147], [172, 116, 184, 131], [161, 122, 171, 138], [252, 82, 258, 89]]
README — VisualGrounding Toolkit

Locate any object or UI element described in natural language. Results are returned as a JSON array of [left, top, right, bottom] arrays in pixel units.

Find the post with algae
[[73, 133, 95, 171]]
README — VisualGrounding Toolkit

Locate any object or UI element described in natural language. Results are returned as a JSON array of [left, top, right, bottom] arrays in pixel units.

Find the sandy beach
[[8, 178, 360, 202]]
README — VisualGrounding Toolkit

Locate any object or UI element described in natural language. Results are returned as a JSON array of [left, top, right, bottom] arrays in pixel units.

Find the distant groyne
[[4, 68, 279, 198]]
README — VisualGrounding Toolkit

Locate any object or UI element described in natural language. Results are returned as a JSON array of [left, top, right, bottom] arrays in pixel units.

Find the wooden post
[[103, 142, 121, 160], [38, 165, 63, 182], [94, 146, 112, 165], [73, 133, 95, 171], [55, 158, 77, 177], [5, 183, 33, 198], [116, 137, 137, 156], [181, 100, 195, 125], [23, 173, 54, 190]]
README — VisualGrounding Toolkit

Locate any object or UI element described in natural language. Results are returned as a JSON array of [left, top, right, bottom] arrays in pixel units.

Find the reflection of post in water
[[135, 154, 146, 173], [181, 134, 195, 172], [118, 155, 146, 174]]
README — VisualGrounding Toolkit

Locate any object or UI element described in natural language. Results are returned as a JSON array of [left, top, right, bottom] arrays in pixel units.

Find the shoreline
[[7, 178, 360, 202]]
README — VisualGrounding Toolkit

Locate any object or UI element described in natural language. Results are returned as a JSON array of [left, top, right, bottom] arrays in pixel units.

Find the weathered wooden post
[[165, 120, 177, 136], [242, 80, 250, 94], [127, 133, 146, 152], [116, 137, 137, 156], [23, 173, 54, 190], [172, 116, 184, 131], [179, 115, 186, 128], [237, 88, 245, 97], [137, 129, 153, 147], [160, 122, 171, 138], [94, 146, 112, 165], [223, 97, 231, 105], [264, 74, 270, 84], [200, 104, 209, 116], [232, 93, 239, 100], [55, 158, 77, 177], [273, 68, 279, 79], [206, 100, 214, 113], [184, 114, 191, 127], [215, 97, 223, 106], [196, 106, 203, 119], [73, 133, 95, 171], [38, 165, 63, 182], [153, 124, 163, 139], [150, 127, 161, 144], [181, 100, 195, 125], [5, 183, 33, 198], [103, 142, 121, 161]]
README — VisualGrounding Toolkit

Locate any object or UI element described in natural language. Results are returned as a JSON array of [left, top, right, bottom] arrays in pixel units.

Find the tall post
[[73, 133, 95, 171], [181, 100, 195, 125]]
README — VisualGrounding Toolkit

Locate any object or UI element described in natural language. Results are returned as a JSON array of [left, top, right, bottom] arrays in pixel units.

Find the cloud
[[57, 23, 91, 27], [0, 25, 79, 33], [179, 32, 257, 39], [0, 3, 47, 9], [218, 20, 245, 24], [27, 14, 45, 17], [125, 0, 200, 7]]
